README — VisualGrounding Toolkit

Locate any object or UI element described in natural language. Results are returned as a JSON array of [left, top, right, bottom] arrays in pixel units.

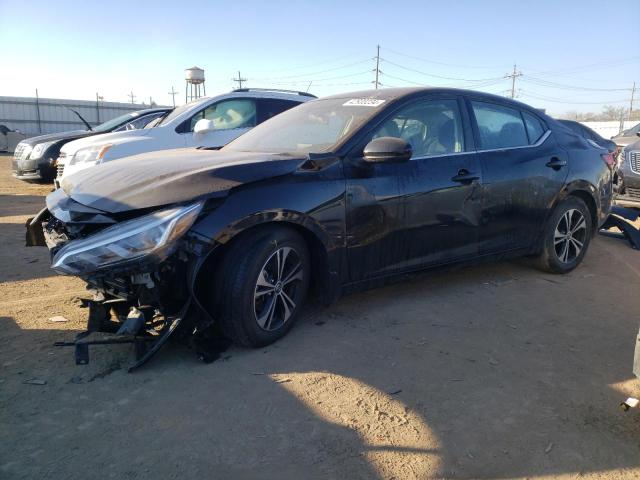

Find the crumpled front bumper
[[25, 198, 224, 370]]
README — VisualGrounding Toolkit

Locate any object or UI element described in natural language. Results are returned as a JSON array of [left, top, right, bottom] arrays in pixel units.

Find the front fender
[[189, 170, 346, 300]]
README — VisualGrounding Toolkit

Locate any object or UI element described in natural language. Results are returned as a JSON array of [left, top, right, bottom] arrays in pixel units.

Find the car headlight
[[70, 144, 113, 166], [30, 141, 56, 160], [51, 202, 203, 275]]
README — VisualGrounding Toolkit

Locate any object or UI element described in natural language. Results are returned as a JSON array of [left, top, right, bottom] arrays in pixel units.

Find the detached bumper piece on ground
[[53, 299, 191, 372], [599, 205, 640, 249]]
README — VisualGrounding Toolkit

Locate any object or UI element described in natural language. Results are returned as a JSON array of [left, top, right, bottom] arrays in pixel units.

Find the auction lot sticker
[[343, 98, 386, 107]]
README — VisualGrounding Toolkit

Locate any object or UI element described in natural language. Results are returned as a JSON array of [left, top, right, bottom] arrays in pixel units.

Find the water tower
[[185, 66, 206, 102]]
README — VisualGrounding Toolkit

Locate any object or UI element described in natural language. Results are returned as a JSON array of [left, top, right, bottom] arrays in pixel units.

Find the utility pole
[[34, 88, 42, 133], [629, 81, 636, 121], [95, 92, 103, 124], [232, 71, 247, 89], [128, 91, 136, 104], [168, 86, 178, 107], [374, 44, 381, 89], [504, 64, 522, 99]]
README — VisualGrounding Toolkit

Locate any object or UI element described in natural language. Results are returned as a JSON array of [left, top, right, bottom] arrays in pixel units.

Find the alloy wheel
[[554, 209, 587, 264], [253, 246, 304, 331]]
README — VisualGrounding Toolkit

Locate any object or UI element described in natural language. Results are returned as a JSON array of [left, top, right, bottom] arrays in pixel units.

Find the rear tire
[[212, 226, 310, 347], [534, 196, 592, 274]]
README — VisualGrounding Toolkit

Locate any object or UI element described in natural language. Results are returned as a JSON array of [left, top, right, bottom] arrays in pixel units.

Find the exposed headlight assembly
[[70, 144, 113, 165], [52, 202, 203, 275], [30, 141, 56, 160]]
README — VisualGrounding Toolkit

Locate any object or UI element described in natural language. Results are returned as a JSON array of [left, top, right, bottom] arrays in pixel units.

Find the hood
[[60, 128, 153, 155], [613, 135, 640, 148], [61, 147, 306, 213], [23, 130, 93, 146], [624, 139, 640, 152]]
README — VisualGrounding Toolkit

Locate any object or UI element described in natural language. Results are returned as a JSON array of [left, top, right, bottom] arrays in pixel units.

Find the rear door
[[467, 98, 568, 254]]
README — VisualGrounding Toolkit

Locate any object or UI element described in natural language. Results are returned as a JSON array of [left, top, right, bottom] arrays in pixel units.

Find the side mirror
[[363, 137, 412, 163], [636, 132, 640, 138], [193, 119, 215, 135]]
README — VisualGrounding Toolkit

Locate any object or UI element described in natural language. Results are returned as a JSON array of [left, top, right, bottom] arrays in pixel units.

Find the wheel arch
[[555, 181, 599, 235]]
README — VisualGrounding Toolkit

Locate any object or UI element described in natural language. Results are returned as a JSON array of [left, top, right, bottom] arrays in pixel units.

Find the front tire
[[213, 226, 310, 347], [534, 196, 592, 274]]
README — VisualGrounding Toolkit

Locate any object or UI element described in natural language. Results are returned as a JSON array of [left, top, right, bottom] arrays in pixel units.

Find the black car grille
[[57, 163, 65, 178], [12, 143, 33, 172], [13, 143, 30, 162], [630, 151, 640, 174]]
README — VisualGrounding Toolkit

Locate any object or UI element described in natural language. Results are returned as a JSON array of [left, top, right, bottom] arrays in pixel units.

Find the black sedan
[[28, 87, 613, 363], [12, 107, 170, 182]]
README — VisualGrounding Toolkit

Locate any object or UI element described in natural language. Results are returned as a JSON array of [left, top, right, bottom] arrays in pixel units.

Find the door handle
[[451, 169, 479, 183], [546, 157, 567, 169]]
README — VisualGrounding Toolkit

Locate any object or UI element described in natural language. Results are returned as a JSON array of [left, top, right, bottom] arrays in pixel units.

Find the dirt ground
[[1, 152, 639, 480]]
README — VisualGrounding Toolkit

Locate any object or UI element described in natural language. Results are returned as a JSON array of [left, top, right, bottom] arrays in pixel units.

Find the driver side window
[[370, 99, 464, 157], [189, 99, 257, 131]]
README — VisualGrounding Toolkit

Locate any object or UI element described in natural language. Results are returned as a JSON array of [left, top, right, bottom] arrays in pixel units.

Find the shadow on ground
[[1, 235, 639, 479]]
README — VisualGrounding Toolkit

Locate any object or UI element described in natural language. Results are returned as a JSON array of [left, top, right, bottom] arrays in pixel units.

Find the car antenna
[[66, 107, 93, 131]]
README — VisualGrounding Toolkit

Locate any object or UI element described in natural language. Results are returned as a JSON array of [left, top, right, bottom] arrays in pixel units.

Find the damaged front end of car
[[27, 188, 225, 371]]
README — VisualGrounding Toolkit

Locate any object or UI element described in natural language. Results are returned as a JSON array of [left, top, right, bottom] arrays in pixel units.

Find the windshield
[[621, 122, 640, 136], [224, 97, 385, 154], [93, 112, 140, 133], [155, 98, 208, 126]]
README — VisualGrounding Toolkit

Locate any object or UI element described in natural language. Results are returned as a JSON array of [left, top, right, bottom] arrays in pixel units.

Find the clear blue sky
[[0, 0, 638, 115]]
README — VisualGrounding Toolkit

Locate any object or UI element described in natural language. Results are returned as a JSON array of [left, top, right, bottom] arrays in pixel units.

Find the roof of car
[[321, 87, 541, 112], [134, 107, 173, 114]]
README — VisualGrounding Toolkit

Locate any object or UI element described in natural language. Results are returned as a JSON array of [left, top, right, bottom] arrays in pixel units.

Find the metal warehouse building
[[0, 95, 162, 137]]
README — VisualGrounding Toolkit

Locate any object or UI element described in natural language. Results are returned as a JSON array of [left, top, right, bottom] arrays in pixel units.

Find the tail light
[[601, 153, 615, 170]]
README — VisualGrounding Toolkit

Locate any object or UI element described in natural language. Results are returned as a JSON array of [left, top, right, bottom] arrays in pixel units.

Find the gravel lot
[[1, 152, 639, 479]]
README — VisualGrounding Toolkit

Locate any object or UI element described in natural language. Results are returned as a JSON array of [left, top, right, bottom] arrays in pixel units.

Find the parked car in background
[[12, 108, 170, 182], [54, 89, 316, 187], [615, 137, 640, 207], [0, 125, 27, 153], [612, 122, 640, 148], [28, 87, 613, 361], [558, 119, 617, 154]]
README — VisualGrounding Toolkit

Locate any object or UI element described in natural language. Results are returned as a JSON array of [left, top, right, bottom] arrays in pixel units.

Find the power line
[[382, 46, 509, 70], [127, 91, 136, 104], [251, 50, 369, 76], [381, 58, 504, 82], [260, 70, 371, 86], [522, 56, 640, 78], [252, 58, 372, 81], [520, 91, 629, 104], [382, 72, 428, 86], [520, 76, 632, 92]]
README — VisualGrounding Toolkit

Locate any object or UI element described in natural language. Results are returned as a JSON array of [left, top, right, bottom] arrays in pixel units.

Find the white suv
[[55, 89, 315, 187]]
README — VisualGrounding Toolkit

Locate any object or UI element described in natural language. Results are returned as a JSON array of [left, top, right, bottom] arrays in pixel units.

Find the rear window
[[522, 112, 546, 144], [471, 101, 528, 149]]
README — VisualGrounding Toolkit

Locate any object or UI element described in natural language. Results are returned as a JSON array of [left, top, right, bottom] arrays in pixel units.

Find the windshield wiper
[[67, 108, 93, 131]]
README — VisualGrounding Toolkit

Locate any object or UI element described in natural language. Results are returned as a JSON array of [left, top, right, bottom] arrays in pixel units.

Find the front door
[[345, 96, 482, 281]]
